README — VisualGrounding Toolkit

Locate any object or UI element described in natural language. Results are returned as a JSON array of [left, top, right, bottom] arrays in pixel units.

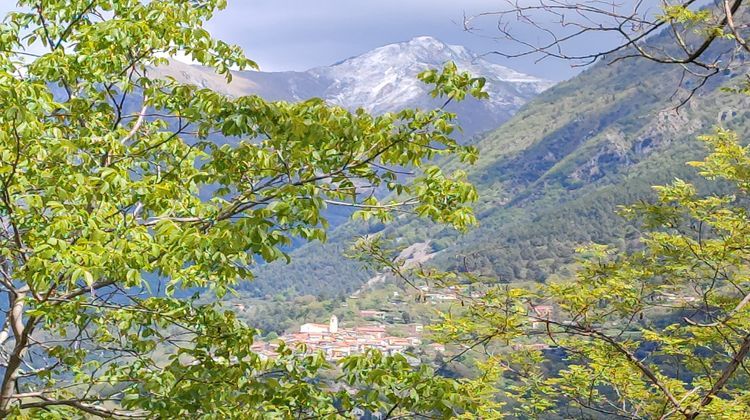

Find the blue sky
[[0, 1, 646, 81], [203, 0, 597, 80]]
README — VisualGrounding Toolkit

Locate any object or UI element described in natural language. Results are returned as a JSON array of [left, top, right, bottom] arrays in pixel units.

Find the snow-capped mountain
[[313, 36, 551, 115], [153, 36, 553, 138]]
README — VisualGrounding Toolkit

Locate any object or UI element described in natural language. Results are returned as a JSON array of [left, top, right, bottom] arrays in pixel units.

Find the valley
[[244, 33, 750, 300], [5, 1, 750, 417]]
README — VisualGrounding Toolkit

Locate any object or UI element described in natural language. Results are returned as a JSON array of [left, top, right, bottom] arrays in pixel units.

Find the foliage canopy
[[353, 130, 750, 419], [6, 0, 750, 419], [0, 0, 488, 417]]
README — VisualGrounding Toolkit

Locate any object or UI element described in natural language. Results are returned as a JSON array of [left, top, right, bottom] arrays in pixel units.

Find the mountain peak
[[155, 36, 553, 136], [311, 36, 552, 115], [347, 36, 470, 67], [405, 35, 448, 47]]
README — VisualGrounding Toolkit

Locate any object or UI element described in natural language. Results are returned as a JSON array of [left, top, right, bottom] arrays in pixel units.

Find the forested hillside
[[243, 34, 750, 298], [8, 1, 750, 417]]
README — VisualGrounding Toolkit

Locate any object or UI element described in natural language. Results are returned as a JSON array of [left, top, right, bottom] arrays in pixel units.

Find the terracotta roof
[[356, 325, 386, 331]]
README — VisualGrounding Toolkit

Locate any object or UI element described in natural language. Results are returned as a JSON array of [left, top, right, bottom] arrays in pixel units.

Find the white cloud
[[0, 1, 604, 80]]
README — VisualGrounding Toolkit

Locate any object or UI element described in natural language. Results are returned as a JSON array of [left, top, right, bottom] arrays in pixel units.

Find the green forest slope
[[239, 38, 750, 299]]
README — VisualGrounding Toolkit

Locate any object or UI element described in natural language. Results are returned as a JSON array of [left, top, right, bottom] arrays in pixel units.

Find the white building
[[299, 315, 338, 334]]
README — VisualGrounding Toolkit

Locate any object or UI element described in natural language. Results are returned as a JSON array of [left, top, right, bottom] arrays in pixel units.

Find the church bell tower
[[329, 315, 338, 334]]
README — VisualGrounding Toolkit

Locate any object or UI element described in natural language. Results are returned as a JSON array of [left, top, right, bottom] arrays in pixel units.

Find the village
[[247, 284, 467, 360], [251, 313, 447, 360], [248, 283, 555, 361]]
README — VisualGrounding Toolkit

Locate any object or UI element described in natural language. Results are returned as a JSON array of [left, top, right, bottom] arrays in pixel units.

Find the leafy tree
[[0, 0, 492, 417], [355, 129, 750, 418], [420, 3, 750, 417], [428, 130, 750, 418]]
